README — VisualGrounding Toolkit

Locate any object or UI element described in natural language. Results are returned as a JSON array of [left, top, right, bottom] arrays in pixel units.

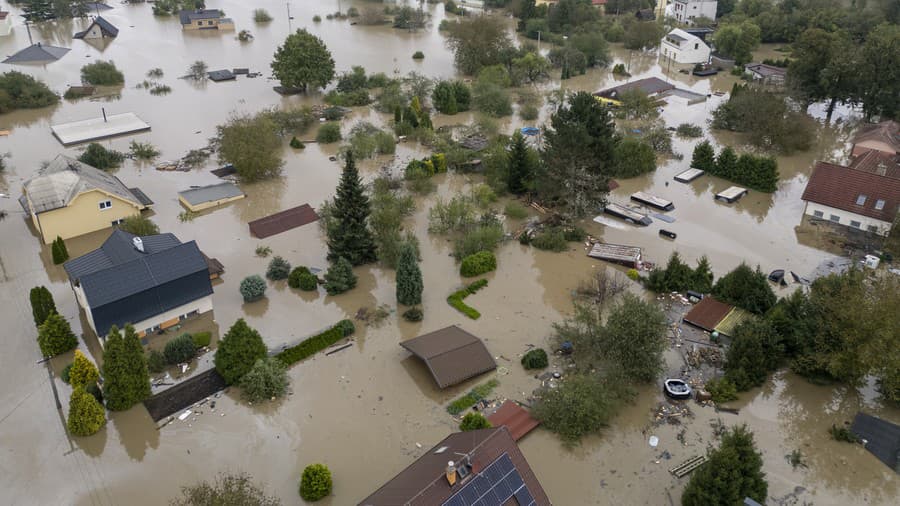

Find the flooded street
[[1, 2, 898, 505]]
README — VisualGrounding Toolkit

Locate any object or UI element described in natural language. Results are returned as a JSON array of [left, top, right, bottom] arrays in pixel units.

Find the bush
[[532, 373, 621, 444], [460, 251, 497, 277], [253, 8, 272, 23], [521, 348, 548, 370], [520, 104, 539, 121], [447, 379, 499, 415], [830, 425, 859, 443], [627, 269, 640, 281], [402, 307, 423, 322], [324, 89, 371, 107], [299, 273, 318, 291], [37, 312, 78, 358], [299, 464, 332, 502], [347, 7, 359, 17], [459, 412, 492, 431], [531, 228, 568, 252], [288, 266, 311, 288], [682, 425, 767, 506], [129, 141, 160, 160], [61, 363, 73, 384], [147, 350, 166, 373], [275, 320, 354, 366], [447, 279, 488, 319], [78, 143, 125, 171], [118, 214, 159, 236], [705, 377, 738, 403], [215, 319, 268, 385], [171, 473, 280, 506], [67, 386, 106, 437], [453, 223, 504, 260], [255, 245, 272, 257], [0, 71, 59, 113], [69, 350, 99, 388], [266, 256, 291, 280], [164, 334, 197, 365], [80, 60, 124, 86], [676, 123, 703, 138], [324, 257, 357, 295], [192, 331, 212, 348], [51, 236, 69, 264], [504, 201, 528, 219], [316, 123, 342, 143], [337, 319, 355, 337], [313, 15, 321, 22], [290, 136, 305, 149], [240, 357, 289, 402], [712, 263, 776, 314], [240, 275, 267, 302]]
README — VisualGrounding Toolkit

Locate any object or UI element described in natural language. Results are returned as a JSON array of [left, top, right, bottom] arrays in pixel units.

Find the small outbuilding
[[74, 16, 118, 39], [178, 182, 245, 212], [248, 204, 319, 238], [51, 112, 150, 146], [587, 242, 642, 269], [487, 400, 540, 441], [207, 69, 235, 82], [400, 325, 497, 389], [682, 296, 733, 333], [851, 412, 900, 473]]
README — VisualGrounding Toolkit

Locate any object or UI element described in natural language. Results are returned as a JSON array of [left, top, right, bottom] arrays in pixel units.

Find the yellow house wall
[[34, 189, 140, 243]]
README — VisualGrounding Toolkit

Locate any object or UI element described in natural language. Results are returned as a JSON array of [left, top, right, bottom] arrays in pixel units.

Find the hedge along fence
[[275, 319, 355, 366], [447, 279, 488, 319]]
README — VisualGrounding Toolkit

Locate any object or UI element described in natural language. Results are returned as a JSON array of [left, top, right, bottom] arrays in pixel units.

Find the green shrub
[[80, 60, 124, 86], [78, 143, 125, 171], [29, 286, 57, 327], [0, 71, 59, 113], [240, 357, 289, 402], [830, 425, 859, 443], [164, 333, 197, 365], [147, 350, 166, 373], [447, 379, 499, 415], [453, 223, 504, 260], [240, 275, 266, 302], [676, 123, 703, 138], [37, 312, 78, 358], [299, 464, 332, 502], [129, 141, 160, 160], [254, 245, 271, 257], [215, 319, 267, 385], [447, 279, 488, 319], [324, 257, 357, 295], [86, 383, 104, 404], [459, 412, 492, 431], [520, 104, 539, 121], [61, 363, 73, 384], [290, 136, 305, 149], [275, 320, 354, 366], [504, 201, 528, 219], [460, 251, 497, 277], [412, 51, 425, 60], [402, 307, 423, 322], [192, 331, 212, 348], [288, 266, 312, 288], [521, 348, 548, 369], [313, 15, 321, 22], [627, 269, 640, 281], [316, 123, 342, 143], [266, 256, 291, 280], [253, 8, 272, 22], [299, 273, 319, 291], [67, 386, 106, 437], [705, 377, 738, 403], [51, 236, 69, 264], [531, 228, 568, 252]]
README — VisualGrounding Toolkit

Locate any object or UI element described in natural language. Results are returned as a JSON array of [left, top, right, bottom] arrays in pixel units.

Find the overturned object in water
[[664, 379, 692, 400], [659, 229, 677, 240]]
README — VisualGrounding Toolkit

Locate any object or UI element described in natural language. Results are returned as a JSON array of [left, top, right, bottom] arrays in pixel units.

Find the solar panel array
[[442, 453, 536, 506]]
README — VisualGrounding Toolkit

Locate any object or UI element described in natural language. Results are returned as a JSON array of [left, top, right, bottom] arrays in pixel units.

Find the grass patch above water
[[447, 379, 499, 415]]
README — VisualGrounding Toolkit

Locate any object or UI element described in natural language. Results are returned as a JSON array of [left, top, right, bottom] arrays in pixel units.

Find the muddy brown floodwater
[[1, 2, 897, 505]]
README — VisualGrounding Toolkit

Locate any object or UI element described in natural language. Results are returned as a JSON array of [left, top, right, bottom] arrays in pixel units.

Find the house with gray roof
[[2, 42, 70, 64], [20, 155, 152, 243], [178, 182, 245, 212], [64, 229, 214, 340], [179, 9, 234, 31], [74, 16, 119, 40]]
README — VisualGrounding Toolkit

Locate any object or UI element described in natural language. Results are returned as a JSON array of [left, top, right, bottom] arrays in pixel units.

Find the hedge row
[[447, 379, 499, 415], [275, 319, 355, 366], [447, 279, 488, 319], [460, 251, 497, 277]]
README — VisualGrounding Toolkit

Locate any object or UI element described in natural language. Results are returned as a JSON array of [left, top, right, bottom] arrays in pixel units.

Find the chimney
[[133, 236, 144, 252], [445, 461, 456, 486]]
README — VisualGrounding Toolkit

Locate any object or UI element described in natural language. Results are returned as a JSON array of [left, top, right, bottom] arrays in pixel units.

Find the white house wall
[[803, 201, 892, 236], [660, 39, 710, 64], [130, 295, 213, 336], [671, 0, 718, 24]]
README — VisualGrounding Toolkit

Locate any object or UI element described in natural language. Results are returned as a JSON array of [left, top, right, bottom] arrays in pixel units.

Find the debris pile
[[651, 402, 693, 427]]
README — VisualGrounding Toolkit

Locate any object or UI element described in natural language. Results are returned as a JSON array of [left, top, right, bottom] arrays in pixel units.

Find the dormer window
[[856, 195, 867, 205], [875, 199, 885, 210]]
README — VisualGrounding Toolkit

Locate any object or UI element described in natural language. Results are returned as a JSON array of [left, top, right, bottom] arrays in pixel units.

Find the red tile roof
[[849, 150, 900, 179], [487, 400, 540, 441], [801, 162, 900, 223], [683, 297, 733, 332], [248, 204, 318, 238]]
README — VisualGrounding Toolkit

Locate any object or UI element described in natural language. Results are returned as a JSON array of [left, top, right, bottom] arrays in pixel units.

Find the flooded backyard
[[1, 1, 898, 505]]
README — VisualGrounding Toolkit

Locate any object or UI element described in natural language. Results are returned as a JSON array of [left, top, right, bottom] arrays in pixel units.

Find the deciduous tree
[[444, 16, 514, 75], [712, 21, 761, 64], [217, 114, 284, 182], [712, 263, 776, 315], [271, 29, 335, 91]]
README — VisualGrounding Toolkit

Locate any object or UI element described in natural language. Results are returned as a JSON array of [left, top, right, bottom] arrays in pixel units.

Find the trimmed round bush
[[521, 348, 548, 369], [61, 362, 73, 384], [192, 331, 212, 348], [299, 464, 332, 502], [316, 123, 341, 143], [459, 412, 491, 431], [299, 273, 318, 291], [337, 319, 355, 337], [266, 256, 291, 280], [164, 333, 197, 365], [147, 350, 166, 373], [402, 307, 423, 322], [288, 266, 312, 288], [412, 51, 425, 60], [240, 275, 267, 302], [460, 250, 497, 277], [290, 136, 305, 149], [627, 269, 640, 281]]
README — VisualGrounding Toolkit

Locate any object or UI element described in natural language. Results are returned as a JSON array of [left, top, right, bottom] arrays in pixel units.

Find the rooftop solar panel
[[442, 454, 533, 506]]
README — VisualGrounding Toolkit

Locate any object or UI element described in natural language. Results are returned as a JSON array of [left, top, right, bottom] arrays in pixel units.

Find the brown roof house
[[359, 426, 551, 506], [852, 120, 900, 158], [801, 161, 900, 237], [401, 326, 496, 389], [682, 297, 753, 338]]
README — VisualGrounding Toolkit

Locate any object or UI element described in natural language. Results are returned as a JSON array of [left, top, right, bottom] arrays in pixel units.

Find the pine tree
[[690, 140, 716, 172], [395, 242, 423, 306], [714, 146, 739, 179], [327, 153, 377, 266], [51, 236, 69, 264], [67, 385, 106, 437], [265, 256, 291, 280], [37, 312, 78, 357], [69, 349, 99, 388], [214, 319, 268, 385], [507, 131, 534, 195], [103, 325, 150, 410], [682, 425, 767, 505], [29, 286, 57, 327], [324, 257, 358, 296]]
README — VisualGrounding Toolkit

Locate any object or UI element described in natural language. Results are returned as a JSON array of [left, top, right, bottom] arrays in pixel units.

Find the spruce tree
[[395, 242, 423, 306], [103, 325, 150, 410], [122, 325, 151, 404], [29, 286, 57, 327], [714, 146, 739, 179], [51, 236, 69, 264], [37, 312, 78, 357], [692, 256, 714, 293], [507, 131, 534, 195], [690, 140, 716, 172], [67, 385, 106, 437], [327, 153, 377, 265], [324, 257, 358, 296], [682, 425, 767, 506], [69, 349, 99, 388], [214, 319, 268, 385]]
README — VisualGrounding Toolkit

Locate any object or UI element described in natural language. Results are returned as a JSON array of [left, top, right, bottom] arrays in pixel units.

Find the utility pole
[[286, 2, 292, 32]]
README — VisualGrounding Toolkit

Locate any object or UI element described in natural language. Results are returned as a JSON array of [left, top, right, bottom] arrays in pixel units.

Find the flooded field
[[1, 2, 897, 505]]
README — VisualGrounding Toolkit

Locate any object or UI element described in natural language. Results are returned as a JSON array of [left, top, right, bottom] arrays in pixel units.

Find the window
[[868, 225, 879, 233], [813, 210, 824, 218], [694, 43, 699, 50], [99, 200, 112, 210], [875, 199, 885, 210], [111, 218, 124, 226], [850, 220, 861, 228], [208, 20, 214, 25], [856, 195, 867, 205], [829, 215, 840, 223]]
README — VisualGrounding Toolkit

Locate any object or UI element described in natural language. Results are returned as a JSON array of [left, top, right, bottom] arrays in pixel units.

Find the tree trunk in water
[[826, 97, 837, 122]]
